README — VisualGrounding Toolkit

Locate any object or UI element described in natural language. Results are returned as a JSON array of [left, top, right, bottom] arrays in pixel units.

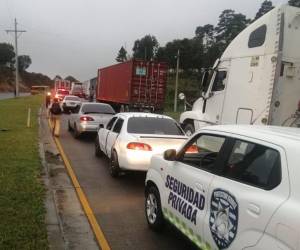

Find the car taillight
[[127, 142, 152, 151], [186, 145, 199, 154], [80, 116, 94, 122], [298, 100, 300, 112]]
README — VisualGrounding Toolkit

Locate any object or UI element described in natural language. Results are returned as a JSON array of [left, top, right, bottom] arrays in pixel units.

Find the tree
[[132, 35, 159, 60], [115, 46, 127, 62], [289, 0, 300, 7], [254, 1, 274, 21], [18, 55, 32, 72], [195, 24, 215, 48], [215, 9, 250, 51], [53, 75, 62, 80], [0, 43, 15, 67], [65, 76, 78, 82]]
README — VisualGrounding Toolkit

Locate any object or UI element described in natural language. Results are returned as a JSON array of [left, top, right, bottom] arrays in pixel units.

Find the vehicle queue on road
[[45, 92, 300, 250]]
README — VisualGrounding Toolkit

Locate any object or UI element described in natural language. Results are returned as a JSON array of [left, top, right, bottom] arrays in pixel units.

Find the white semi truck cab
[[180, 5, 300, 135]]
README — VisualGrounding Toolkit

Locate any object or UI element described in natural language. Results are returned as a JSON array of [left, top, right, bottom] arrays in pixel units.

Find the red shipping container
[[96, 60, 168, 111]]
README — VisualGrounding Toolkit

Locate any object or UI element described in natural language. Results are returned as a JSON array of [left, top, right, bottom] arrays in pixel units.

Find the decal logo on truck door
[[209, 189, 238, 249]]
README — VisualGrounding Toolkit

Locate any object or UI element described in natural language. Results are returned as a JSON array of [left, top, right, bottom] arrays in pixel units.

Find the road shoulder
[[39, 107, 98, 250]]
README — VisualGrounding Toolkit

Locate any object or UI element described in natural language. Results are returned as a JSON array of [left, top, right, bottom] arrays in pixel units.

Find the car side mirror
[[163, 149, 177, 161]]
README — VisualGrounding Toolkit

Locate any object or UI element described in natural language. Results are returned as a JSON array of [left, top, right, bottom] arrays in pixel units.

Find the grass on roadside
[[0, 95, 48, 249]]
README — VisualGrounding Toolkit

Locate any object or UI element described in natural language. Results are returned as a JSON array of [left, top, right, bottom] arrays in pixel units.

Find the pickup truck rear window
[[127, 117, 184, 135], [223, 140, 281, 190]]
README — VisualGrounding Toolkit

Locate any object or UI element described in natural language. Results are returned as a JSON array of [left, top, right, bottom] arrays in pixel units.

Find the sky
[[0, 0, 287, 81]]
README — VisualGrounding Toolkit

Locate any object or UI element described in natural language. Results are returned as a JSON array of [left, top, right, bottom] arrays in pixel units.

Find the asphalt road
[[58, 114, 197, 250], [0, 92, 30, 100]]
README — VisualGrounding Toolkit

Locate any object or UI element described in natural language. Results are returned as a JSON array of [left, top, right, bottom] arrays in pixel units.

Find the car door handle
[[247, 203, 261, 216]]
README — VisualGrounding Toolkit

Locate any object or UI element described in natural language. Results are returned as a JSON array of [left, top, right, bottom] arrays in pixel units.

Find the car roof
[[116, 112, 174, 120], [202, 125, 300, 146]]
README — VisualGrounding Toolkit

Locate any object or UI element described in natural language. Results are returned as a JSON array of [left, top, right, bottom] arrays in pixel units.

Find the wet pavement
[[58, 114, 197, 250]]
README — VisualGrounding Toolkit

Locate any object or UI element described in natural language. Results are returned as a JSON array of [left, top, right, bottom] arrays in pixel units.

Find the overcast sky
[[0, 0, 287, 80]]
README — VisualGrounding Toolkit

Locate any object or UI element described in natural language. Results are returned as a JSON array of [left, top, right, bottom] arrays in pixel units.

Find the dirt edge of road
[[39, 107, 99, 250]]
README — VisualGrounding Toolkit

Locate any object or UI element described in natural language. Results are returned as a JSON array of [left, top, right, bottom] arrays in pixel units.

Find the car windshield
[[127, 117, 184, 135], [65, 96, 80, 101], [81, 104, 115, 114], [57, 90, 69, 95]]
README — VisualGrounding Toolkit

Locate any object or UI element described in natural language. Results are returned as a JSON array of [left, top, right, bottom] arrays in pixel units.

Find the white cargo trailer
[[180, 5, 300, 135]]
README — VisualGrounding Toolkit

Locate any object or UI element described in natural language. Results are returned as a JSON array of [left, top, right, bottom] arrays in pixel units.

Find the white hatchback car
[[95, 113, 188, 177], [145, 125, 300, 250]]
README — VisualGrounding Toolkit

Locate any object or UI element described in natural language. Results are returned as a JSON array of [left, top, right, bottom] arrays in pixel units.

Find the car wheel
[[184, 123, 195, 137], [73, 124, 81, 139], [95, 136, 103, 157], [109, 150, 120, 178], [68, 120, 72, 132], [145, 186, 164, 231]]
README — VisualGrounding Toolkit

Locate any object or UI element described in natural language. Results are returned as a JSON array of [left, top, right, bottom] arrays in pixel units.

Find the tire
[[145, 186, 164, 231], [184, 123, 195, 137], [109, 150, 120, 178], [68, 120, 72, 132], [73, 124, 81, 139], [95, 136, 103, 157]]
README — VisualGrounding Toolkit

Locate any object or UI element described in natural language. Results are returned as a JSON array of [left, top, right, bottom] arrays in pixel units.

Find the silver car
[[68, 103, 115, 138]]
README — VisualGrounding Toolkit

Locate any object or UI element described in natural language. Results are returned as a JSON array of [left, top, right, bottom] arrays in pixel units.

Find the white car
[[95, 113, 187, 177], [68, 103, 115, 138], [61, 95, 81, 113], [145, 125, 300, 250]]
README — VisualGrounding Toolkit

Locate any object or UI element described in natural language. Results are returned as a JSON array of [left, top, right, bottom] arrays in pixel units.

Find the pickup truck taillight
[[127, 142, 152, 151], [80, 116, 94, 122]]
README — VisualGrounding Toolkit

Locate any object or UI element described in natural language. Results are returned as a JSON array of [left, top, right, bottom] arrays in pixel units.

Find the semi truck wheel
[[184, 123, 195, 136]]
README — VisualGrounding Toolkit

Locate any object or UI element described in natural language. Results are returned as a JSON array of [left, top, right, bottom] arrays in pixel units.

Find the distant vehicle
[[68, 103, 115, 138], [61, 95, 81, 113], [71, 83, 85, 98], [145, 125, 299, 250], [30, 85, 49, 95], [95, 113, 187, 177], [54, 79, 71, 92], [82, 77, 97, 101], [180, 5, 300, 136], [96, 60, 168, 112], [55, 89, 70, 101]]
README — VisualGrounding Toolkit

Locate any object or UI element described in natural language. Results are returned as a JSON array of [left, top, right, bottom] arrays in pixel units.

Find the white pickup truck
[[180, 5, 300, 135]]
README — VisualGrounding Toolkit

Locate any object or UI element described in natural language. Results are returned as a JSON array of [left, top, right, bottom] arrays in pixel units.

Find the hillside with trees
[[116, 0, 298, 110], [0, 43, 52, 92]]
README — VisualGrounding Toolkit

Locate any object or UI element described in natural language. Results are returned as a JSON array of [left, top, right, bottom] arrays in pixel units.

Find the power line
[[5, 18, 26, 97]]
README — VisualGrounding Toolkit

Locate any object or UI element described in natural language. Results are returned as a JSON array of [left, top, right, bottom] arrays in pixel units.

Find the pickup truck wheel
[[109, 150, 120, 178], [145, 186, 164, 231], [95, 136, 103, 157], [68, 120, 72, 132], [184, 123, 195, 136]]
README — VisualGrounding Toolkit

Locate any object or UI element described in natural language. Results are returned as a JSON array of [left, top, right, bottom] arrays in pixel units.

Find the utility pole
[[6, 18, 26, 97], [174, 49, 180, 112]]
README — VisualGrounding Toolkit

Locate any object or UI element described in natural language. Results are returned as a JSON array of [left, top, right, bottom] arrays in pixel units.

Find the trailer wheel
[[184, 123, 195, 136]]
